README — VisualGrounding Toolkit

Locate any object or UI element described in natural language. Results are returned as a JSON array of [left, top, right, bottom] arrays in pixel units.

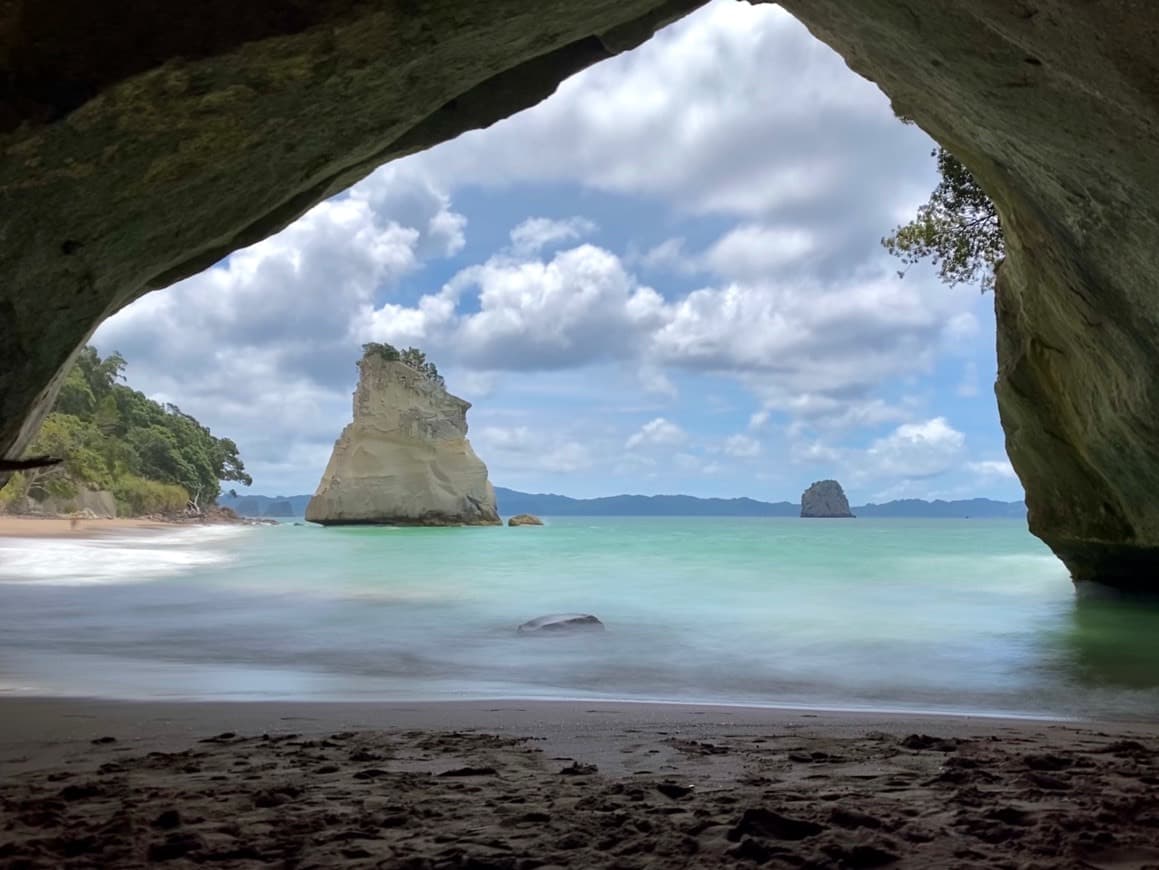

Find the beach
[[2, 698, 1158, 867], [0, 517, 174, 539]]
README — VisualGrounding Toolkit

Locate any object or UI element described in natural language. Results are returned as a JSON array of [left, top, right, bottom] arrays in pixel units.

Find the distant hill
[[854, 498, 1026, 518], [219, 493, 311, 517], [493, 487, 800, 517], [218, 488, 1025, 519], [494, 488, 1025, 518]]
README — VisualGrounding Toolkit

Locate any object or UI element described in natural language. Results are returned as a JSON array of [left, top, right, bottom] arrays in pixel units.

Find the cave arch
[[3, 0, 1159, 588]]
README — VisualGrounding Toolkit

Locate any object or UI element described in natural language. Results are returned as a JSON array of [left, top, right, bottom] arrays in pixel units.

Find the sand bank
[[1, 698, 1157, 867], [0, 516, 174, 539]]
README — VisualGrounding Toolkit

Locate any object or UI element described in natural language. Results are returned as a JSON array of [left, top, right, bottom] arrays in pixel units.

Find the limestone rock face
[[801, 480, 853, 519], [6, 1, 1159, 587], [11, 489, 117, 519], [508, 514, 544, 527], [305, 358, 500, 526]]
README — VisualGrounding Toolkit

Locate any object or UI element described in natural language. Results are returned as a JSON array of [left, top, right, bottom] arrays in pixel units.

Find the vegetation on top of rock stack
[[0, 347, 251, 516], [361, 342, 445, 388], [883, 146, 1004, 292]]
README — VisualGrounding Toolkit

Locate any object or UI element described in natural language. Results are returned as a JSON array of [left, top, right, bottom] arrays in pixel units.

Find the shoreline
[[0, 513, 272, 539], [0, 691, 1089, 725], [2, 696, 1157, 866], [0, 515, 175, 539], [4, 695, 1156, 776]]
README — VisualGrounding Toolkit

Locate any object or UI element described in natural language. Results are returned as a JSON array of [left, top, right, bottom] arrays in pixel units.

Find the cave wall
[[4, 0, 1159, 586]]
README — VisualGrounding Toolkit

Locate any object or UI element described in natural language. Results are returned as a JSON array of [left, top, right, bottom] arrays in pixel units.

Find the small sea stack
[[508, 514, 543, 527], [800, 480, 854, 518]]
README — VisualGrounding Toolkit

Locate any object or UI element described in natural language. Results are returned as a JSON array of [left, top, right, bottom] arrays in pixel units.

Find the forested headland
[[0, 348, 250, 516]]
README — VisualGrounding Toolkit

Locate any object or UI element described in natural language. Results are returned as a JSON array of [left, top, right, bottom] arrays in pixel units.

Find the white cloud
[[942, 312, 981, 351], [723, 433, 762, 458], [473, 425, 594, 474], [411, 2, 933, 231], [354, 228, 975, 443], [863, 417, 966, 479], [649, 271, 965, 394], [362, 244, 667, 370], [674, 452, 723, 475], [637, 365, 678, 399], [756, 393, 912, 435], [509, 217, 597, 256], [791, 440, 843, 465], [633, 238, 700, 276], [968, 459, 1017, 480], [626, 417, 687, 449], [704, 224, 816, 280]]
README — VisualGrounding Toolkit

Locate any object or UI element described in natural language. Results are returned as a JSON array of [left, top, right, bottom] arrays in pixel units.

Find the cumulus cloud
[[633, 238, 700, 277], [968, 459, 1017, 480], [362, 244, 668, 370], [863, 417, 967, 479], [472, 425, 594, 474], [723, 434, 762, 458], [790, 440, 843, 465], [409, 1, 936, 279], [356, 231, 975, 435], [704, 225, 816, 281], [509, 217, 598, 256], [626, 417, 688, 450]]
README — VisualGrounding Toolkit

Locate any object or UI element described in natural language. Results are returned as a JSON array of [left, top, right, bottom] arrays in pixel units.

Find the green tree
[[882, 147, 1004, 292], [361, 341, 401, 362], [361, 342, 445, 387], [0, 347, 251, 515]]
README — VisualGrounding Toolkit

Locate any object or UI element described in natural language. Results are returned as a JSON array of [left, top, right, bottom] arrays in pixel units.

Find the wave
[[0, 525, 249, 586]]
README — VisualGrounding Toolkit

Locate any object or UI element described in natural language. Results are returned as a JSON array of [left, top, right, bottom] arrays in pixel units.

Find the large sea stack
[[800, 480, 854, 519], [306, 349, 500, 526]]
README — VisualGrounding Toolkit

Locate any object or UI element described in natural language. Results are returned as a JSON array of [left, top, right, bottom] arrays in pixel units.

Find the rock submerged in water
[[517, 614, 604, 635], [800, 480, 854, 518], [508, 514, 543, 527]]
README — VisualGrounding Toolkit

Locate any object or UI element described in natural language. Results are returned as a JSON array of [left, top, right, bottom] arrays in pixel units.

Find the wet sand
[[0, 517, 172, 539], [2, 698, 1158, 867]]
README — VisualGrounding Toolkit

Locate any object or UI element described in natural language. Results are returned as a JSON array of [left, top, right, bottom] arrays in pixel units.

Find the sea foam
[[0, 525, 248, 585]]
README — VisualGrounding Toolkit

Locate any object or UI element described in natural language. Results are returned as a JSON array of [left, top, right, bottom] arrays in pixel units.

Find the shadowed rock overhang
[[3, 0, 1159, 589]]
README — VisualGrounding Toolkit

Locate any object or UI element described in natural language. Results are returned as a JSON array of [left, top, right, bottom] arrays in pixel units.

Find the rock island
[[306, 345, 500, 526]]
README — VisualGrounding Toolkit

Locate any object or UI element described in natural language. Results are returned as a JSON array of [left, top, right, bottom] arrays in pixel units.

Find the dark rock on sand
[[517, 614, 604, 635]]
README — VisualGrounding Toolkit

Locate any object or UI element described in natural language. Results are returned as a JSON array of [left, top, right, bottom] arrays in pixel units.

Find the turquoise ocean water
[[1, 517, 1157, 719]]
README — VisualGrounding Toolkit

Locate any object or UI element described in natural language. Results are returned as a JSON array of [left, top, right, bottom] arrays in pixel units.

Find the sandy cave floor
[[3, 712, 1159, 868]]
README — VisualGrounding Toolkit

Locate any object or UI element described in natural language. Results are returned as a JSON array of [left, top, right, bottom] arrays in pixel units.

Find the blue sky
[[94, 1, 1021, 504]]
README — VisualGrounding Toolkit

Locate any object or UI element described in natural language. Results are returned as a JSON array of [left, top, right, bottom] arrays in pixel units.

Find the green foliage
[[0, 472, 27, 510], [112, 475, 190, 516], [0, 347, 252, 515], [882, 147, 1004, 292], [361, 341, 401, 362], [361, 342, 445, 388]]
